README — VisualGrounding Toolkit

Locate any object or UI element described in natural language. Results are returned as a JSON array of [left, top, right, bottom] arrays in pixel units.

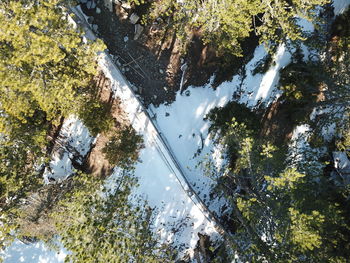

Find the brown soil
[[81, 2, 258, 106], [83, 72, 129, 178]]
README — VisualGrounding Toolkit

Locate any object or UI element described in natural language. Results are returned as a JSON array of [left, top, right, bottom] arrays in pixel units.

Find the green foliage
[[140, 0, 328, 56], [78, 100, 114, 136], [205, 114, 350, 262], [279, 62, 323, 102], [0, 0, 105, 123], [205, 101, 261, 136], [102, 125, 144, 169], [0, 0, 106, 250], [52, 172, 174, 263]]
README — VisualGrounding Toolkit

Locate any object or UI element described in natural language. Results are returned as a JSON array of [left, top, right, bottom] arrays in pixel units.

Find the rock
[[103, 0, 113, 12], [163, 86, 168, 91], [87, 17, 94, 24], [86, 0, 96, 9], [92, 24, 98, 32], [153, 95, 157, 100], [165, 112, 170, 117], [123, 36, 129, 42], [133, 24, 144, 40], [129, 13, 140, 24], [121, 1, 131, 9], [96, 7, 101, 14], [159, 69, 164, 74], [185, 90, 190, 96]]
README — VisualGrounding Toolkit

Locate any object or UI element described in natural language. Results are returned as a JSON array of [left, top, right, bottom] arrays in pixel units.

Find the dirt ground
[[80, 1, 258, 106], [83, 72, 129, 177]]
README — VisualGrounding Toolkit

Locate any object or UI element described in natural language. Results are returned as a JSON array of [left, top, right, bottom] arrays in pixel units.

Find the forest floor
[[81, 2, 258, 106], [83, 72, 130, 178]]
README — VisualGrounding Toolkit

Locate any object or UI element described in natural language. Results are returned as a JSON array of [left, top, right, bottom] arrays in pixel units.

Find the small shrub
[[278, 62, 322, 103], [252, 54, 274, 75], [102, 125, 144, 169], [79, 100, 114, 136], [205, 101, 260, 136]]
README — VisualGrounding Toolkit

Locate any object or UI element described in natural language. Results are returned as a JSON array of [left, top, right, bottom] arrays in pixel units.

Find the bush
[[205, 101, 260, 136], [78, 100, 114, 136], [102, 125, 144, 169]]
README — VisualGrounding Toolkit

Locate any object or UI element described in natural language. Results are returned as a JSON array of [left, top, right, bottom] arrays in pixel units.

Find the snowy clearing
[[99, 53, 219, 256], [149, 43, 292, 213]]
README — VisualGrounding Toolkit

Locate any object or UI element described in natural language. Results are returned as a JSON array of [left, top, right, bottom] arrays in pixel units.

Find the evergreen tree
[[53, 172, 174, 263], [141, 0, 328, 56], [205, 118, 350, 262], [0, 0, 105, 243]]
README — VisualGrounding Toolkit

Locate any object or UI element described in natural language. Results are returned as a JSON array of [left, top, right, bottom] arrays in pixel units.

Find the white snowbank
[[99, 53, 219, 256], [43, 116, 94, 183], [333, 0, 350, 15], [1, 240, 67, 263]]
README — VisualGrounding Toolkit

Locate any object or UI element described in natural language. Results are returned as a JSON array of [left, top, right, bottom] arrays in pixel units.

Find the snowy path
[[73, 5, 222, 254]]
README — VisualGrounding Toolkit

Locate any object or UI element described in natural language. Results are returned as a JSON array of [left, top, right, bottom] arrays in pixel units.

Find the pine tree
[[141, 0, 328, 56], [53, 172, 174, 263]]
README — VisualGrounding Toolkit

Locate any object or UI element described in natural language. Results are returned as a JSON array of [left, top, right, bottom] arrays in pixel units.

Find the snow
[[98, 53, 219, 256], [148, 44, 292, 212], [332, 0, 350, 15], [1, 240, 66, 263], [43, 116, 94, 183]]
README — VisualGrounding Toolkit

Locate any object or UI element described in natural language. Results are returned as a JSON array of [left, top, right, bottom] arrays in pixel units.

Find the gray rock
[[87, 17, 94, 24], [96, 7, 101, 14], [92, 24, 98, 32], [129, 13, 140, 24], [133, 24, 144, 40]]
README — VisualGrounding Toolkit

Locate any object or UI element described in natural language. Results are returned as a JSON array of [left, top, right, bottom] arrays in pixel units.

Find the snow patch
[[332, 0, 350, 15], [43, 116, 94, 183], [98, 53, 219, 256], [1, 240, 67, 263]]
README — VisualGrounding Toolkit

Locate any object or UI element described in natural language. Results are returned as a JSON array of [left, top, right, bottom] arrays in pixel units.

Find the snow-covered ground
[[333, 0, 350, 15], [150, 44, 292, 212], [99, 53, 219, 256], [43, 116, 94, 183], [1, 240, 67, 263]]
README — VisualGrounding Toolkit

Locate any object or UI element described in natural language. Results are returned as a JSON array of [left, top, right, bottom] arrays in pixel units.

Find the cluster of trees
[[0, 0, 104, 220], [134, 0, 328, 56], [1, 0, 349, 262], [206, 116, 350, 262], [204, 8, 350, 262], [0, 1, 167, 262]]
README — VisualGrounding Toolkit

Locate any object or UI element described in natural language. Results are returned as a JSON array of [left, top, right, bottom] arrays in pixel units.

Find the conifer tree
[[142, 0, 328, 56]]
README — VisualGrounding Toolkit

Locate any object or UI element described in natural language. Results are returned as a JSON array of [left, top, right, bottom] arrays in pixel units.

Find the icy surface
[[1, 240, 66, 263], [333, 0, 350, 15]]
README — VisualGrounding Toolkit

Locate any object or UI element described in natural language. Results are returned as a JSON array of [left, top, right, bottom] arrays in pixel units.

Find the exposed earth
[[80, 1, 258, 106]]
